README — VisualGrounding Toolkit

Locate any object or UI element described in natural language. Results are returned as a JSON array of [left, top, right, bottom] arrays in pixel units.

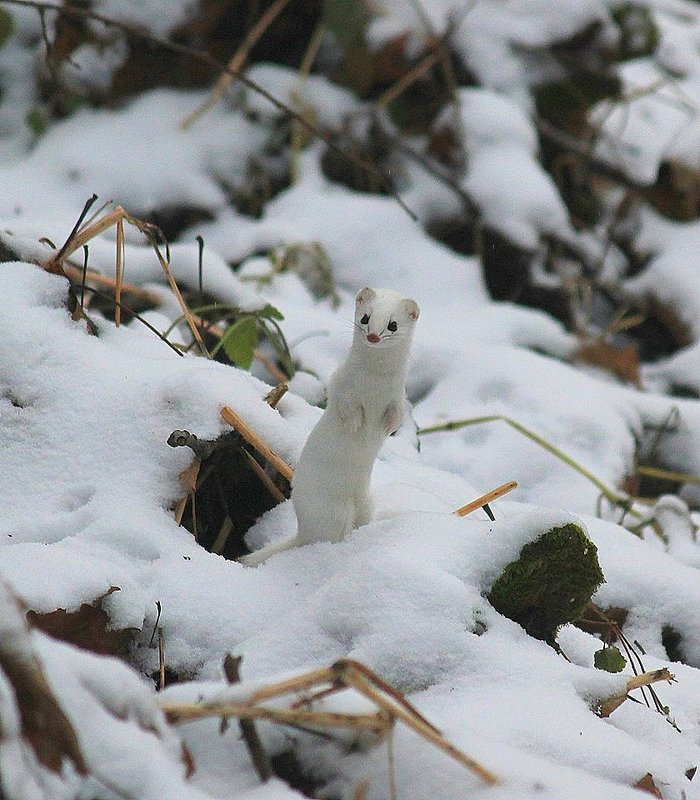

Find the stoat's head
[[354, 287, 420, 348]]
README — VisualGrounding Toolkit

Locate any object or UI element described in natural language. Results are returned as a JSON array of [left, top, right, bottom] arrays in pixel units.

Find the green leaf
[[257, 303, 284, 321], [594, 646, 626, 673], [322, 0, 368, 49], [221, 316, 258, 370]]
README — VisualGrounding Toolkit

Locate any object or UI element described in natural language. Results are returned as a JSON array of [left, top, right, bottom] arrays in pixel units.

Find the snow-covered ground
[[2, 1, 700, 798]]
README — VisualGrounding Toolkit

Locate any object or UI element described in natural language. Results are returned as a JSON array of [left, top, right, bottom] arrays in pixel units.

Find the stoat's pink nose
[[367, 333, 380, 343]]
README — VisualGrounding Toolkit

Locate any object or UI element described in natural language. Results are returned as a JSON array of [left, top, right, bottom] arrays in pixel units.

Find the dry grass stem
[[158, 627, 166, 691], [160, 658, 498, 785], [180, 0, 293, 131], [337, 661, 497, 785], [376, 46, 442, 110], [164, 703, 391, 733], [242, 450, 287, 503], [175, 460, 200, 526], [62, 264, 162, 303], [150, 242, 208, 356], [453, 481, 518, 517], [221, 405, 294, 480], [253, 349, 289, 383], [636, 464, 700, 486], [114, 217, 124, 326], [419, 415, 640, 516], [44, 204, 207, 353], [210, 516, 234, 555]]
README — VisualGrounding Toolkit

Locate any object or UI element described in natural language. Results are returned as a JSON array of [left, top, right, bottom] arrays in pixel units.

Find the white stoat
[[241, 287, 420, 566]]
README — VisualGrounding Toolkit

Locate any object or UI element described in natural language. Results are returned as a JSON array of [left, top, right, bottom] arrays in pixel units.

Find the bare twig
[[452, 481, 518, 517], [158, 627, 166, 690], [114, 216, 124, 327], [63, 264, 162, 304], [160, 658, 498, 785], [535, 117, 647, 191], [220, 405, 294, 480], [223, 654, 273, 782], [241, 450, 287, 503], [180, 0, 292, 130], [376, 46, 442, 110], [80, 285, 185, 357]]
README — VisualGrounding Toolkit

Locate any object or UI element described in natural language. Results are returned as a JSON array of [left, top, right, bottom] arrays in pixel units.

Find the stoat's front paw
[[382, 401, 403, 435], [337, 400, 366, 432]]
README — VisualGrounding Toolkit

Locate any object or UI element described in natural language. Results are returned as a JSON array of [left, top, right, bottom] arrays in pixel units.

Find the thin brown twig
[[45, 203, 209, 355], [114, 216, 124, 327], [148, 237, 209, 357], [160, 659, 498, 785], [376, 46, 442, 110], [452, 481, 518, 518], [241, 450, 287, 503], [158, 627, 166, 690], [221, 405, 294, 480], [223, 655, 273, 782], [180, 0, 293, 131], [335, 661, 499, 785], [535, 117, 647, 191], [290, 19, 325, 184], [62, 264, 162, 303]]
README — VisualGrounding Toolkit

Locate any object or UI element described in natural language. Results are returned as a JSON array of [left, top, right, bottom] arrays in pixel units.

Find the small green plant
[[215, 303, 292, 375], [594, 645, 627, 673], [170, 302, 293, 376]]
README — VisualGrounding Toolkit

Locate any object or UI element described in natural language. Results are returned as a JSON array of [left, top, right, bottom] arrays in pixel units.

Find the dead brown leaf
[[574, 340, 640, 385]]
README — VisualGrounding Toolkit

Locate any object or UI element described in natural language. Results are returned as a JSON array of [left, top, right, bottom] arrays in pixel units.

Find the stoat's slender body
[[241, 287, 419, 566]]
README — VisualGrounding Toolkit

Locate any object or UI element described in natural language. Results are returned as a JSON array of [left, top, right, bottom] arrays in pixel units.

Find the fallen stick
[[452, 481, 518, 518], [221, 405, 294, 481]]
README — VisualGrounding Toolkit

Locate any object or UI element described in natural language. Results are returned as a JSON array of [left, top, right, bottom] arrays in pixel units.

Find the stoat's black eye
[[387, 321, 398, 332], [360, 314, 370, 325]]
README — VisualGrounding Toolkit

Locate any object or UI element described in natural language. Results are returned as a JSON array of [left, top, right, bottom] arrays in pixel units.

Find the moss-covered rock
[[487, 523, 605, 645]]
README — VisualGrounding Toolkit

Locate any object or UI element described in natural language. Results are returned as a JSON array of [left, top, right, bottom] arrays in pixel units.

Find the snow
[[1, 1, 700, 799]]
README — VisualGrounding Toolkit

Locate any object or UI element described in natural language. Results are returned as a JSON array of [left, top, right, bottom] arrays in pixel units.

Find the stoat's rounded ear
[[356, 287, 375, 305], [402, 298, 420, 321]]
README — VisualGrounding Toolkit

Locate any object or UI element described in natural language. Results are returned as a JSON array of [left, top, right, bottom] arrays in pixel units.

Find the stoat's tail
[[239, 536, 299, 567]]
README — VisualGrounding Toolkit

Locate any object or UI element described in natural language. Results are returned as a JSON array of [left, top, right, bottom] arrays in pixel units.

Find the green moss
[[487, 523, 605, 645]]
